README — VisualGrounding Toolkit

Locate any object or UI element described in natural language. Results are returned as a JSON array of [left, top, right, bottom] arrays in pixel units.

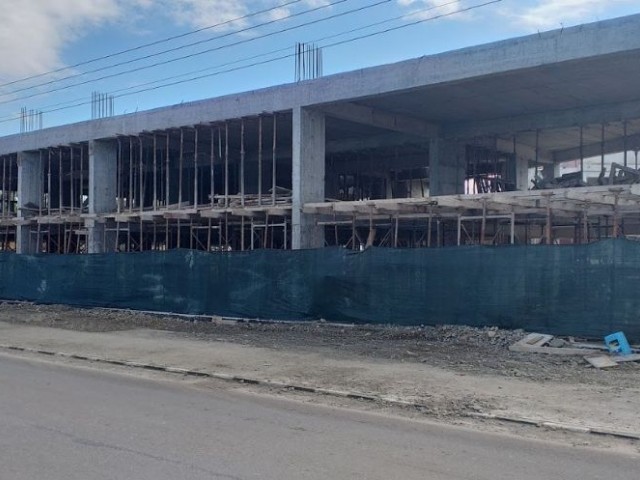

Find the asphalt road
[[0, 354, 636, 480]]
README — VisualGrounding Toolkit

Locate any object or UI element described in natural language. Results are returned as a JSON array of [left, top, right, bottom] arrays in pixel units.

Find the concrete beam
[[321, 102, 439, 138], [327, 153, 428, 174], [268, 133, 427, 158], [326, 132, 427, 153], [494, 138, 552, 164], [553, 133, 640, 163], [445, 98, 640, 139]]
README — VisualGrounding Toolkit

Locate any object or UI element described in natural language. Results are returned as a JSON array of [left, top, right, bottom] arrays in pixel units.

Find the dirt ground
[[1, 301, 638, 386]]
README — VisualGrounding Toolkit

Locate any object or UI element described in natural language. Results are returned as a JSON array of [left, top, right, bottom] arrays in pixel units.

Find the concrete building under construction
[[2, 14, 640, 255]]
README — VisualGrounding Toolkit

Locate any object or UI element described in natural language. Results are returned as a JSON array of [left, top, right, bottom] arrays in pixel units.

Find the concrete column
[[292, 107, 325, 250], [16, 151, 43, 254], [429, 138, 465, 196], [541, 163, 555, 183], [515, 156, 530, 190], [87, 140, 117, 253]]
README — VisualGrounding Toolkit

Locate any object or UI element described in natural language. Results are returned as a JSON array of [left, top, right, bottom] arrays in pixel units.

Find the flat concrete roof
[[1, 13, 640, 155]]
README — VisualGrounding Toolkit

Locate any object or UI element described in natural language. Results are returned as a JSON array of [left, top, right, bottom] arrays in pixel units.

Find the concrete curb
[[2, 343, 638, 442]]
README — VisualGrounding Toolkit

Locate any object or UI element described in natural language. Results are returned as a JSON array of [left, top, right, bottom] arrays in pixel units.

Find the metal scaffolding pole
[[480, 200, 487, 244], [427, 209, 433, 248], [194, 127, 199, 209], [258, 116, 263, 206], [224, 122, 229, 208], [240, 119, 245, 208], [70, 146, 75, 213], [129, 137, 133, 213], [510, 212, 515, 245], [601, 123, 605, 171], [80, 145, 84, 212], [179, 128, 184, 209], [166, 133, 170, 209], [1, 156, 5, 218], [623, 121, 628, 167], [37, 151, 43, 250], [8, 156, 12, 216], [58, 149, 62, 215], [47, 150, 52, 216], [117, 138, 122, 213], [545, 194, 552, 245], [579, 126, 584, 174], [210, 126, 215, 208], [582, 207, 589, 244], [272, 114, 277, 206], [139, 136, 144, 213], [241, 216, 245, 251], [153, 134, 157, 210]]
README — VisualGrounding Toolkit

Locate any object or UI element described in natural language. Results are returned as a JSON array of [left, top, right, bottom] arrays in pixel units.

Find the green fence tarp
[[0, 238, 638, 340]]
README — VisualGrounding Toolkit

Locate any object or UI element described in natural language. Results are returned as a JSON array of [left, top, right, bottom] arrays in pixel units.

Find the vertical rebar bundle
[[19, 108, 43, 133], [294, 43, 323, 82], [91, 91, 115, 119]]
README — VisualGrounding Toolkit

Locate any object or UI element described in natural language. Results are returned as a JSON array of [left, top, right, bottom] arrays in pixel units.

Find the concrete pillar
[[429, 138, 465, 196], [16, 151, 43, 254], [515, 156, 530, 190], [292, 107, 325, 250], [87, 140, 117, 253], [541, 163, 555, 183]]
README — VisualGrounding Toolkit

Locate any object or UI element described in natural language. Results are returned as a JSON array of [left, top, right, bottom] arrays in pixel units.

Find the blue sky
[[0, 0, 637, 136]]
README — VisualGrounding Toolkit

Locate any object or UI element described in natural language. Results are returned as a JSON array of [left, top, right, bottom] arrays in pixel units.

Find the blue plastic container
[[604, 332, 632, 356]]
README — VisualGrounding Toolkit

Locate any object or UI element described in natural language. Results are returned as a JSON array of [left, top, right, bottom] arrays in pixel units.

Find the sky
[[0, 0, 637, 136]]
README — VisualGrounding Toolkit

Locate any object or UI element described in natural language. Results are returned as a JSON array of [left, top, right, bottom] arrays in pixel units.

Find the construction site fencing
[[0, 239, 638, 340]]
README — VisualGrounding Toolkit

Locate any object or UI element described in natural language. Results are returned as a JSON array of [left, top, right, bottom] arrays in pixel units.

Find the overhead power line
[[0, 0, 464, 122], [1, 0, 387, 105], [0, 0, 501, 126], [0, 0, 352, 99], [0, 0, 308, 90]]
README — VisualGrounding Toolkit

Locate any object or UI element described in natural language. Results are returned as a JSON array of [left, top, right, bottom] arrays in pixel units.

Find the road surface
[[0, 353, 636, 479]]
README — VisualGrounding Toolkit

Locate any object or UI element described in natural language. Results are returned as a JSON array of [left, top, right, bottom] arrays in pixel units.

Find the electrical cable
[[0, 0, 352, 99], [0, 0, 464, 121], [0, 0, 501, 126], [0, 0, 309, 90], [1, 0, 397, 106]]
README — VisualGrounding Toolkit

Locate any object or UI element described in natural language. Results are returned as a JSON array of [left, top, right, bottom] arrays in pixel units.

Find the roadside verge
[[1, 320, 639, 442]]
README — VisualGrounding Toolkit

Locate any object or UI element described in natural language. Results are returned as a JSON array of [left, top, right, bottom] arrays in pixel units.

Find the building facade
[[1, 14, 640, 253]]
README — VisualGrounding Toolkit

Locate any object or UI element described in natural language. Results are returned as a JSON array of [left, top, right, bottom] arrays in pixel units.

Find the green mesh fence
[[0, 239, 638, 340]]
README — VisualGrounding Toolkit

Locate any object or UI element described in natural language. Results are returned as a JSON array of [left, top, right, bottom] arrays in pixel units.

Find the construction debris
[[584, 353, 640, 369], [584, 356, 619, 369], [509, 333, 596, 355], [604, 331, 633, 356], [509, 332, 640, 358], [509, 331, 640, 369]]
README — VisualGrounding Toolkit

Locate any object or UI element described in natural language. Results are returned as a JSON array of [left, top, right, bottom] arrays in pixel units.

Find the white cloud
[[164, 0, 332, 30], [168, 0, 249, 30], [508, 0, 638, 30], [396, 0, 476, 21], [0, 0, 124, 82], [267, 6, 295, 22], [398, 0, 463, 15], [0, 0, 341, 86], [0, 0, 280, 84]]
